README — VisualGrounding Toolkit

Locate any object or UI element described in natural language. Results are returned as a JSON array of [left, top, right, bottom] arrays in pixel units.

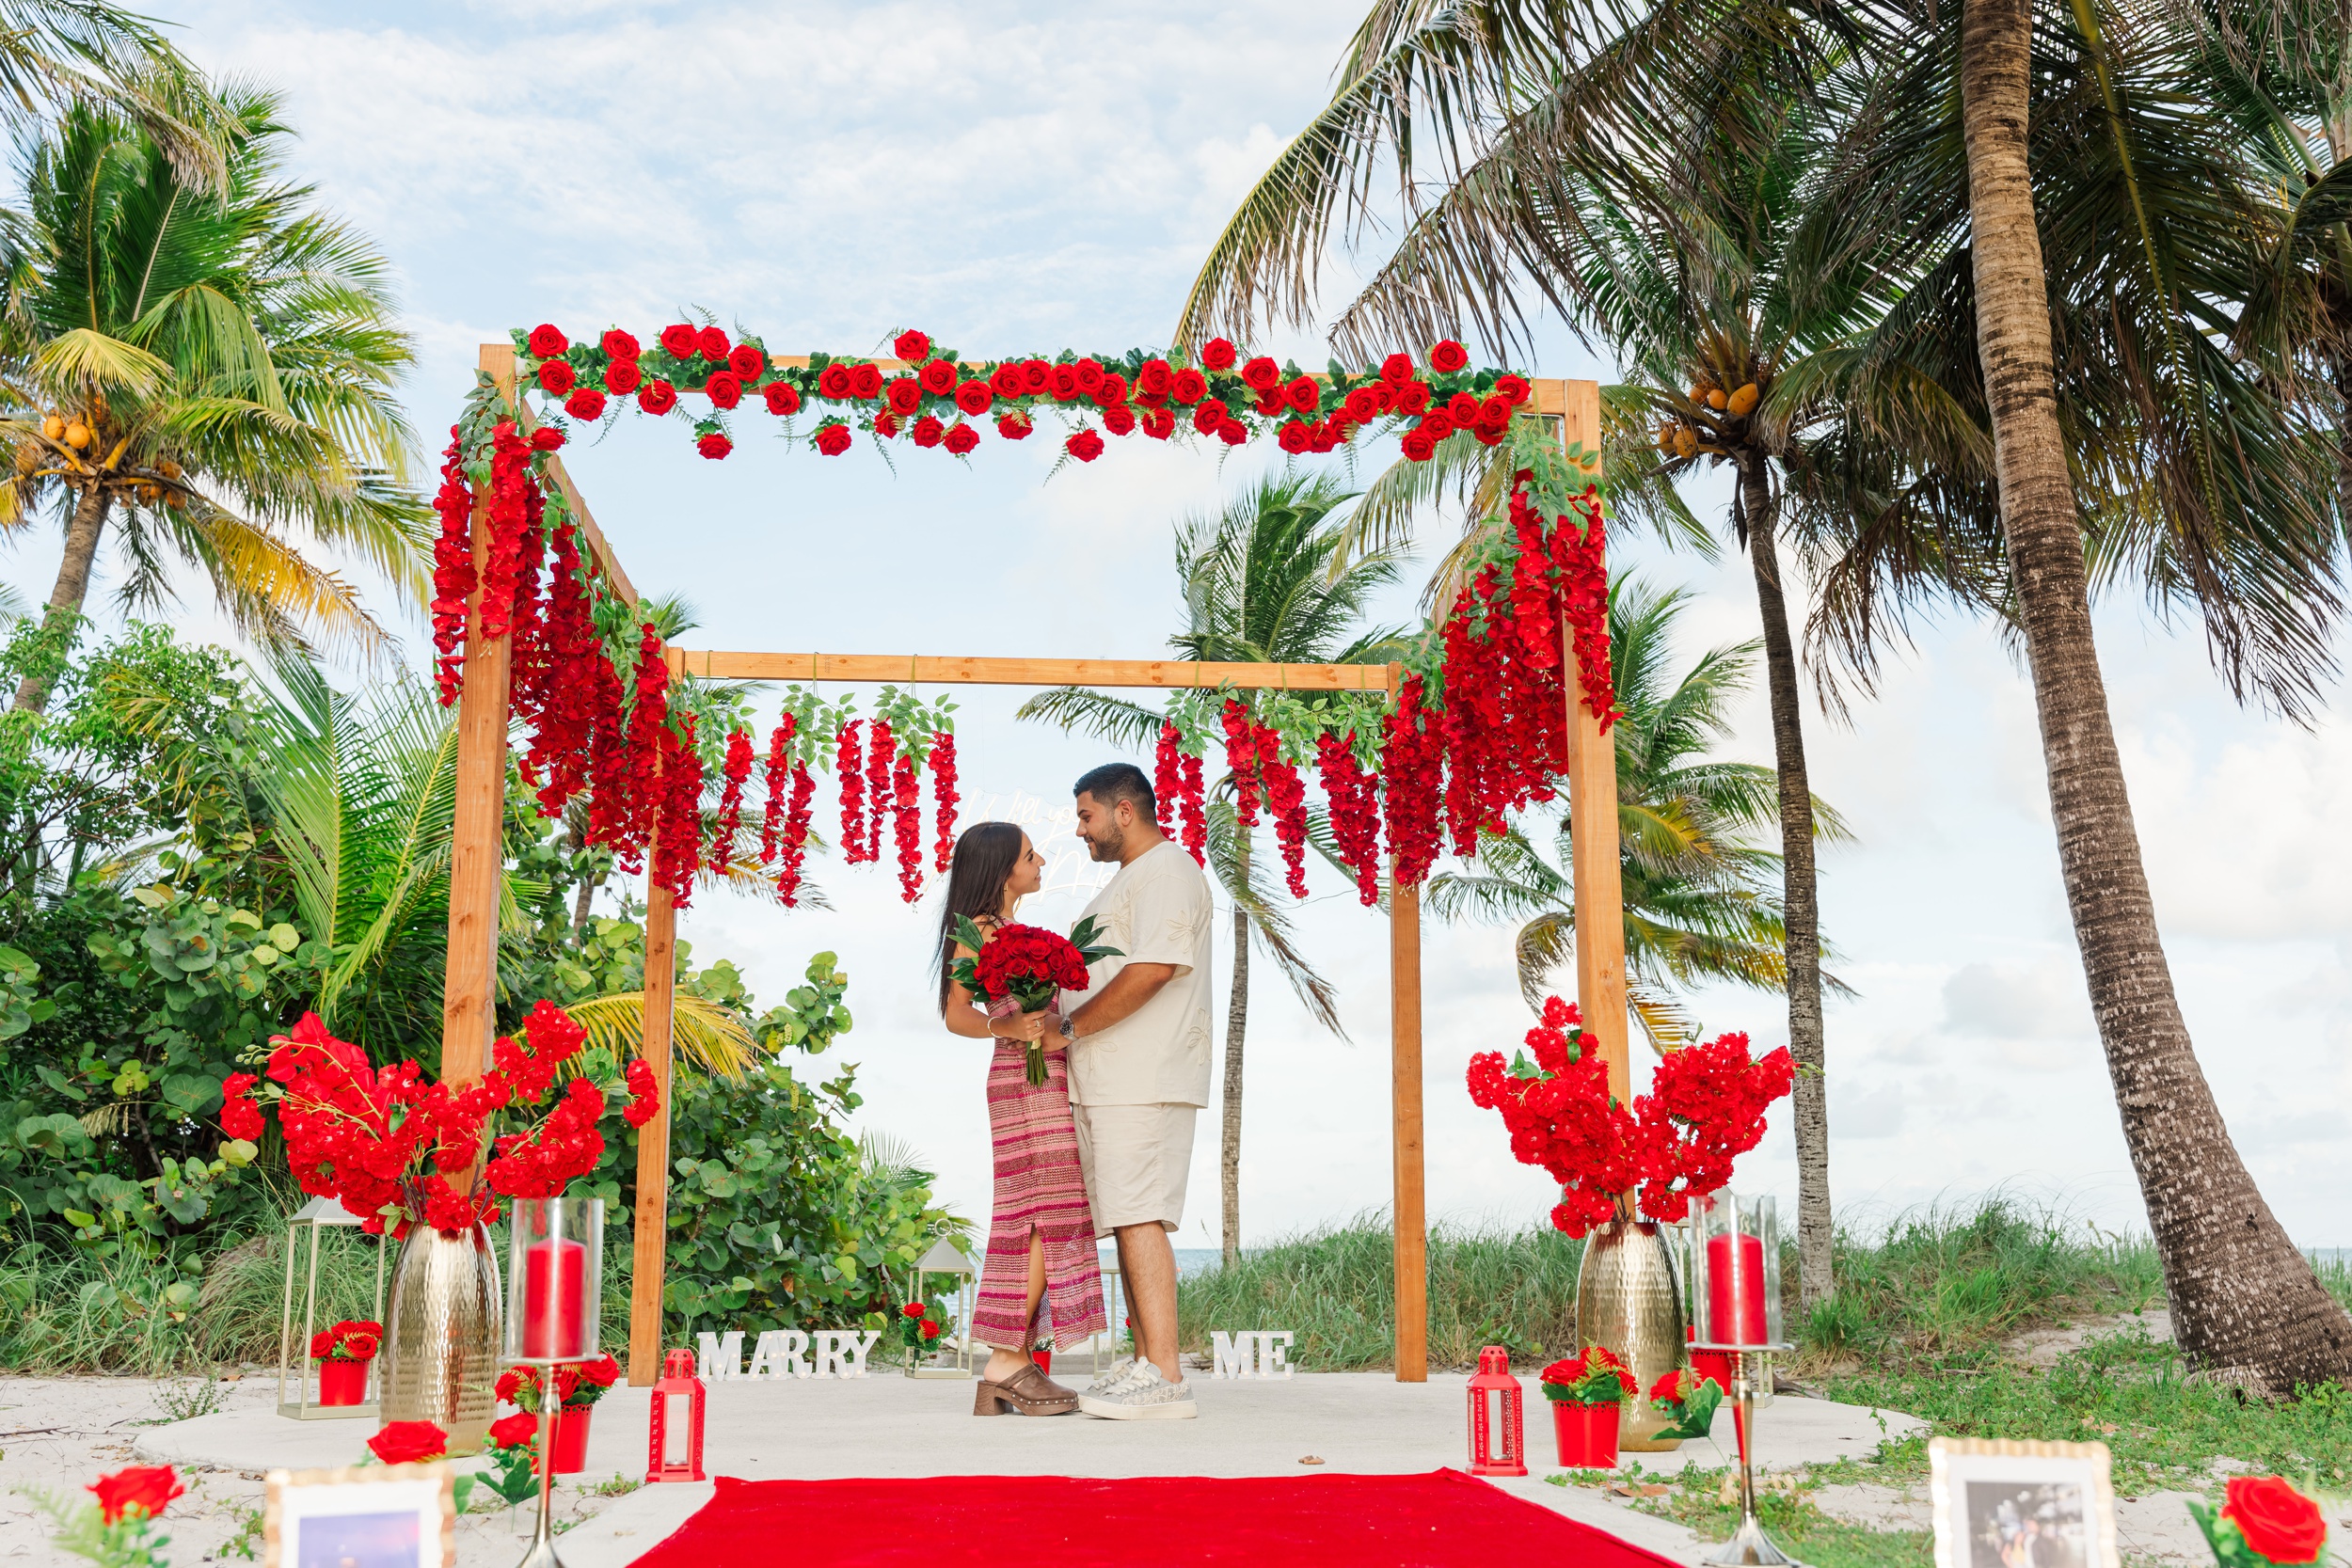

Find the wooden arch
[[437, 344, 1626, 1386]]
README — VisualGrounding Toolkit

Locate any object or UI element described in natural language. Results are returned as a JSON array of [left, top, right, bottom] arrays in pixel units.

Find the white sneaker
[[1083, 1357, 1146, 1397], [1078, 1362, 1198, 1420]]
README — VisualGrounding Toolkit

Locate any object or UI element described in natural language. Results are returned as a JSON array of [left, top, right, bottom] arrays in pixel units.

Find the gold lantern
[[275, 1195, 388, 1420]]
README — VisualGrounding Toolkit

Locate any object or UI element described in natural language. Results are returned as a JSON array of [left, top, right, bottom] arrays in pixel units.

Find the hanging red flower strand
[[759, 715, 796, 866], [836, 719, 866, 863], [930, 731, 959, 874], [864, 719, 893, 864], [1153, 721, 1182, 837], [892, 750, 923, 904], [712, 728, 755, 868]]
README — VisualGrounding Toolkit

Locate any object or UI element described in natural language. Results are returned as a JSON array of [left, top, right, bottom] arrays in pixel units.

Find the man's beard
[[1084, 822, 1125, 862]]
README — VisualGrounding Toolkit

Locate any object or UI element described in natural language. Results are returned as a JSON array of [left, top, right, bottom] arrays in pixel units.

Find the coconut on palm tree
[[1428, 578, 1851, 1046], [1020, 472, 1406, 1262], [0, 87, 430, 715]]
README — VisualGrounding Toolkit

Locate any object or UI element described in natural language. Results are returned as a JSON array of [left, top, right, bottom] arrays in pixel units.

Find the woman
[[935, 820, 1107, 1417]]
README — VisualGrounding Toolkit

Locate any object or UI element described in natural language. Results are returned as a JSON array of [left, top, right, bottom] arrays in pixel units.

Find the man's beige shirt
[[1064, 839, 1214, 1108]]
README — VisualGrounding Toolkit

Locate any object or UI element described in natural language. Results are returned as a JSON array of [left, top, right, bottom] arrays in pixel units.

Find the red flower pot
[[1550, 1399, 1621, 1468], [318, 1358, 370, 1406], [1034, 1349, 1052, 1375], [549, 1404, 592, 1475]]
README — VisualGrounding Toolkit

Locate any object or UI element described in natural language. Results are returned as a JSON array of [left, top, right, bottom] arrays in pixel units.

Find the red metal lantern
[[1466, 1344, 1527, 1477], [645, 1347, 706, 1482]]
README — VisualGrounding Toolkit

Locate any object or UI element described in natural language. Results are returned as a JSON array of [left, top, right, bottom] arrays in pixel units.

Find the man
[[1056, 761, 1213, 1419]]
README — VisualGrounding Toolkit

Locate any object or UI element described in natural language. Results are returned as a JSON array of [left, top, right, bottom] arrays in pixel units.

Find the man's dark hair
[[1073, 762, 1156, 820]]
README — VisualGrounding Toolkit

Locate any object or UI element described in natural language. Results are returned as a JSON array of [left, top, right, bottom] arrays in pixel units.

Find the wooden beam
[[628, 832, 679, 1386], [438, 344, 519, 1087], [1555, 380, 1631, 1101], [663, 651, 1391, 690], [1390, 858, 1427, 1383]]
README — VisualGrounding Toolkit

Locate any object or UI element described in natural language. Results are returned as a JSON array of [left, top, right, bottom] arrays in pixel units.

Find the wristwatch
[[1058, 1015, 1077, 1043]]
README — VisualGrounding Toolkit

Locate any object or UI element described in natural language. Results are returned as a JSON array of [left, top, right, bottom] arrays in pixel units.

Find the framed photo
[[1930, 1438, 2121, 1568], [262, 1463, 455, 1568]]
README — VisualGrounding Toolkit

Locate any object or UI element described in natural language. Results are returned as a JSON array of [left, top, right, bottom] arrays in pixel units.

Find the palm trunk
[[13, 485, 110, 715], [1220, 829, 1252, 1267], [1740, 458, 1832, 1312], [1963, 0, 2352, 1389]]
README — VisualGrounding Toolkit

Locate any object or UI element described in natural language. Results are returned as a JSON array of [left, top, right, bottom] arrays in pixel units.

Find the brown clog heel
[[972, 1362, 1079, 1417]]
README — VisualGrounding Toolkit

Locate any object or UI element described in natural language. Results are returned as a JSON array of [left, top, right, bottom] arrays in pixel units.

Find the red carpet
[[628, 1468, 1684, 1567]]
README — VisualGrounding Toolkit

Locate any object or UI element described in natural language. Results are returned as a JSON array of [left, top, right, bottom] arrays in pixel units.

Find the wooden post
[[628, 871, 678, 1385], [438, 343, 517, 1087], [1555, 381, 1630, 1101], [1387, 661, 1428, 1383]]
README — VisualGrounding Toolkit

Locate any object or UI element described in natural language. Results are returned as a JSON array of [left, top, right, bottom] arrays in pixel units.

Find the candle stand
[[503, 1196, 603, 1568], [1689, 1193, 1805, 1568]]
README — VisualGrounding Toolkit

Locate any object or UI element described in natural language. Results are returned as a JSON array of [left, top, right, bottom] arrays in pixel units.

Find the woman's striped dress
[[970, 1040, 1107, 1351]]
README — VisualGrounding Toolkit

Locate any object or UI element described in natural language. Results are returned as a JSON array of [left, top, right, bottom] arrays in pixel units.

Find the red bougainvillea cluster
[[513, 322, 1534, 471], [223, 1000, 660, 1235], [1465, 997, 1793, 1239]]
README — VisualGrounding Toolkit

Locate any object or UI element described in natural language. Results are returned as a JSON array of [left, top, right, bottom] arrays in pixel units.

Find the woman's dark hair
[[935, 820, 1025, 1013]]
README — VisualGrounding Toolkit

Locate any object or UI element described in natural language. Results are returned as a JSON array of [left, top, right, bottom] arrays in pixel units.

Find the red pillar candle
[[1706, 1230, 1769, 1345], [523, 1238, 587, 1360]]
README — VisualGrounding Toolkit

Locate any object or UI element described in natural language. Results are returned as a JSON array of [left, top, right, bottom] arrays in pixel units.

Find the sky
[[15, 0, 2347, 1253]]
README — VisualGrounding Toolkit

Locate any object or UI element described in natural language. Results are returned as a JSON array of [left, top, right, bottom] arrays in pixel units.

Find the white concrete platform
[[135, 1373, 1923, 1567]]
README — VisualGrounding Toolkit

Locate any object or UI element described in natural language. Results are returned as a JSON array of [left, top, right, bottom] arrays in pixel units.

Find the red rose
[[1241, 356, 1280, 390], [697, 325, 730, 361], [88, 1466, 183, 1524], [1095, 372, 1128, 407], [1285, 375, 1319, 413], [894, 329, 931, 362], [955, 380, 993, 417], [604, 358, 642, 395], [366, 1420, 448, 1465], [601, 328, 640, 360], [1254, 389, 1287, 418], [912, 415, 945, 448], [1343, 386, 1380, 423], [579, 1354, 620, 1388], [639, 380, 677, 416], [530, 426, 564, 451], [1021, 358, 1051, 392], [1496, 372, 1530, 404], [874, 412, 901, 437], [1474, 420, 1506, 445], [2223, 1477, 2327, 1564], [764, 382, 801, 416], [494, 1367, 528, 1403], [535, 359, 575, 394], [1050, 364, 1080, 401], [1103, 404, 1136, 436], [817, 362, 851, 399], [1430, 339, 1470, 372], [901, 1302, 927, 1318], [564, 387, 606, 421], [815, 421, 852, 455], [886, 376, 922, 415], [1277, 420, 1311, 454], [1073, 358, 1104, 393], [989, 363, 1025, 398], [1446, 390, 1482, 425], [1401, 431, 1435, 462], [1136, 358, 1173, 397], [995, 413, 1032, 440], [920, 1319, 942, 1339], [342, 1331, 378, 1359], [1481, 392, 1512, 424], [488, 1411, 539, 1452], [850, 364, 883, 399], [705, 371, 742, 409], [1193, 397, 1229, 433], [919, 358, 957, 396], [1142, 406, 1175, 440], [527, 324, 567, 358], [310, 1329, 335, 1359], [728, 343, 763, 378], [943, 421, 977, 455], [660, 324, 698, 358], [1422, 410, 1454, 440], [1169, 369, 1207, 404], [1066, 430, 1104, 463], [1309, 420, 1338, 452], [1381, 352, 1415, 382], [1200, 338, 1238, 372], [697, 432, 732, 460], [1395, 380, 1432, 415], [1216, 419, 1248, 445]]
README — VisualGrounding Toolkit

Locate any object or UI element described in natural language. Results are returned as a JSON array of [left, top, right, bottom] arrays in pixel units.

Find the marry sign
[[1212, 1330, 1295, 1379], [697, 1328, 884, 1380]]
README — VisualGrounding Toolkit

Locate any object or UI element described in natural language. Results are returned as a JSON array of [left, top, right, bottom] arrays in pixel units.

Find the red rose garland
[[1220, 699, 1263, 827], [1380, 675, 1443, 888], [1178, 751, 1207, 865], [620, 626, 670, 874], [1316, 731, 1384, 906], [930, 731, 959, 873], [713, 727, 755, 867], [1152, 721, 1181, 836], [864, 719, 893, 863], [428, 429, 475, 703], [759, 716, 795, 865], [1258, 725, 1311, 898], [836, 719, 866, 863], [651, 715, 705, 906]]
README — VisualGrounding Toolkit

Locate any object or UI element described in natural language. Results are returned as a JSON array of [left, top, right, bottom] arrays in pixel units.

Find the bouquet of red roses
[[497, 1353, 621, 1413], [949, 915, 1121, 1085], [309, 1320, 381, 1363], [1538, 1344, 1638, 1405]]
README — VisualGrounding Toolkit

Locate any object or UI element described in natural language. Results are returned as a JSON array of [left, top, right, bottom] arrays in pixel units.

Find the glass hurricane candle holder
[[1688, 1192, 1785, 1353], [503, 1196, 603, 1366]]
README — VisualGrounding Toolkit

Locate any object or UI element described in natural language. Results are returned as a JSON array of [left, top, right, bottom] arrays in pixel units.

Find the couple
[[932, 763, 1212, 1420]]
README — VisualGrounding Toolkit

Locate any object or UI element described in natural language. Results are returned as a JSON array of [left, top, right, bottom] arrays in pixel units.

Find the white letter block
[[696, 1330, 744, 1381], [1212, 1330, 1254, 1379], [844, 1330, 882, 1378], [782, 1329, 811, 1378], [746, 1331, 791, 1380], [1262, 1331, 1294, 1378]]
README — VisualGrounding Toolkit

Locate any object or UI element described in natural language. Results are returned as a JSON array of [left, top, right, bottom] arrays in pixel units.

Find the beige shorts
[[1071, 1101, 1197, 1237]]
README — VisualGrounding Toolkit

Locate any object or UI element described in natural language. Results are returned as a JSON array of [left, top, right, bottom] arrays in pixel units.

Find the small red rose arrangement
[[1647, 1367, 1728, 1443], [310, 1319, 381, 1362], [227, 1000, 659, 1236], [897, 1299, 947, 1360], [1538, 1344, 1638, 1405], [948, 916, 1121, 1086], [2189, 1476, 2330, 1568], [1466, 996, 1794, 1239], [497, 1354, 621, 1415]]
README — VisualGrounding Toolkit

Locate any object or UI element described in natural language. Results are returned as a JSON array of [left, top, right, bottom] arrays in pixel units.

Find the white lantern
[[274, 1195, 388, 1420], [906, 1237, 977, 1379]]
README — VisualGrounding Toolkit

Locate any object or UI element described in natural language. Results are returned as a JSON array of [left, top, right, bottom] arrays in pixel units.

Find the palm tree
[[1428, 578, 1851, 1045], [0, 86, 430, 715], [1019, 472, 1407, 1262], [0, 2, 233, 187]]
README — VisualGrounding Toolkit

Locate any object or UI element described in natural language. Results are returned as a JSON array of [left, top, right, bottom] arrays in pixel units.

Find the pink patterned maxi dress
[[971, 1039, 1107, 1351]]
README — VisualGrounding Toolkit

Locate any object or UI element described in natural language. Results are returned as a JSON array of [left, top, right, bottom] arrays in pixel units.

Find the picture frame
[[1930, 1437, 2122, 1568], [262, 1463, 456, 1568]]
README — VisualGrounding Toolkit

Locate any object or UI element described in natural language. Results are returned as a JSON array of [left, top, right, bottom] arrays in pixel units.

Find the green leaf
[[1650, 1378, 1724, 1442]]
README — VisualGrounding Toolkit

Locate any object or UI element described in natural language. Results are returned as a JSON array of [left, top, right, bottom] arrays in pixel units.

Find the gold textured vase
[[1575, 1217, 1689, 1452], [380, 1222, 501, 1454]]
